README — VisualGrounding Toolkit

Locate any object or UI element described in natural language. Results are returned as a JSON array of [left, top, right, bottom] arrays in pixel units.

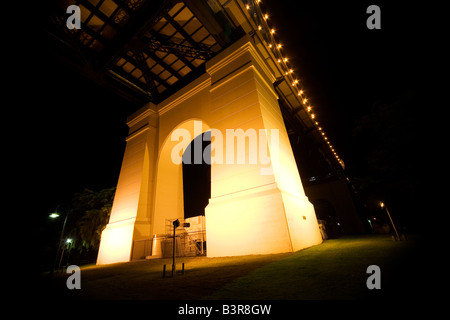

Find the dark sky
[[22, 0, 420, 223], [262, 0, 419, 167], [25, 59, 134, 222]]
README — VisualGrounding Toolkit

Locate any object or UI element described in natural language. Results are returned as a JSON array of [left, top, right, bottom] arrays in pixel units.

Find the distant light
[[270, 28, 275, 34], [380, 202, 384, 208], [66, 238, 73, 244], [49, 213, 60, 219]]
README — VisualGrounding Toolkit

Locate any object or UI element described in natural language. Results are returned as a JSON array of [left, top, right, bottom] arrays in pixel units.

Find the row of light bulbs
[[245, 0, 344, 169]]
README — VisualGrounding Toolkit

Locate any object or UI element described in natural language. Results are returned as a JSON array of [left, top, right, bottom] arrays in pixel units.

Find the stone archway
[[97, 36, 323, 264]]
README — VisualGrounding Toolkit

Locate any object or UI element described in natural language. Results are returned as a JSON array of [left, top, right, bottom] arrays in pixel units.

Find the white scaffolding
[[131, 215, 206, 260]]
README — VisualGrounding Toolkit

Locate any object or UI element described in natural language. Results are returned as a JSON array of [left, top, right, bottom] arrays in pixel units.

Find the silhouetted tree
[[66, 187, 115, 252]]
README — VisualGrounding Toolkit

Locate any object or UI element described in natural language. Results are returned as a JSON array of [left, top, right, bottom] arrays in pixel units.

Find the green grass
[[205, 235, 417, 299], [40, 234, 420, 300]]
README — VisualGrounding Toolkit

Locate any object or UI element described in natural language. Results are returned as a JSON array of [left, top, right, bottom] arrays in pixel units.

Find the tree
[[67, 187, 115, 252]]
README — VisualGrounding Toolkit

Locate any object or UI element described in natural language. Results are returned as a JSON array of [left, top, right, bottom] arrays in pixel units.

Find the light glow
[[97, 219, 135, 264]]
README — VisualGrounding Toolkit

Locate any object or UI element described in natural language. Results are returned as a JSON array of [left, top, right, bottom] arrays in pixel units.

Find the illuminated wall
[[97, 36, 322, 265]]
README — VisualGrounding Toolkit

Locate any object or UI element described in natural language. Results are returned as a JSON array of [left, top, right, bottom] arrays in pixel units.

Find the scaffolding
[[164, 216, 206, 257], [131, 215, 206, 260]]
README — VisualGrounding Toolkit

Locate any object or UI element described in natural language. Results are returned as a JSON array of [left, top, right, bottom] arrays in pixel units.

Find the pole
[[58, 247, 66, 272], [172, 225, 176, 276], [52, 214, 68, 273], [172, 219, 179, 276], [385, 206, 400, 241]]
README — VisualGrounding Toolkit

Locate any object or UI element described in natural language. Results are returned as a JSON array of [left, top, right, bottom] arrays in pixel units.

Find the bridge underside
[[43, 1, 357, 265]]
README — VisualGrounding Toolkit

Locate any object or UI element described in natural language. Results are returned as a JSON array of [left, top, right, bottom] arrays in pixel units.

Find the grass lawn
[[39, 234, 422, 300], [205, 234, 419, 300]]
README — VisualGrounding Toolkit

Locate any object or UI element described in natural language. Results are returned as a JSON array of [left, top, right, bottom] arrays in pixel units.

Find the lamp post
[[380, 202, 400, 241], [49, 212, 68, 273], [172, 219, 180, 277], [58, 238, 73, 271]]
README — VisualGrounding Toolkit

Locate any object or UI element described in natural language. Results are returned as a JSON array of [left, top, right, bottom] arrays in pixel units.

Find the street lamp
[[49, 212, 68, 273], [380, 202, 400, 241], [58, 238, 74, 270]]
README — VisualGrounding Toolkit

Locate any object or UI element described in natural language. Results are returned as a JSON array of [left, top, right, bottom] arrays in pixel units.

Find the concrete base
[[97, 218, 135, 265], [205, 183, 322, 257]]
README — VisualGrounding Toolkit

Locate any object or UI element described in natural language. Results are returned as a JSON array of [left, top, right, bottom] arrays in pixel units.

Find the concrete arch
[[97, 36, 323, 264]]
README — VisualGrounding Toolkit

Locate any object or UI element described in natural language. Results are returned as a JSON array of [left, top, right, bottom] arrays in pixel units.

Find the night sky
[[23, 0, 421, 229], [262, 1, 418, 166]]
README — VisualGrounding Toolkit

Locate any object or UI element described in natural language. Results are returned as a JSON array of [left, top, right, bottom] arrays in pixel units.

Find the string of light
[[244, 0, 345, 169]]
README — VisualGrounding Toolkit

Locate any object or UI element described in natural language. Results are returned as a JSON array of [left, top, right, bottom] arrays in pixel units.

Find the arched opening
[[182, 131, 211, 219], [152, 119, 210, 236]]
